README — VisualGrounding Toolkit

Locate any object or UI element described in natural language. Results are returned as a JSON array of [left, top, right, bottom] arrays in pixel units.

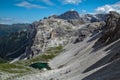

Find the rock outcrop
[[31, 18, 76, 55], [97, 11, 120, 44]]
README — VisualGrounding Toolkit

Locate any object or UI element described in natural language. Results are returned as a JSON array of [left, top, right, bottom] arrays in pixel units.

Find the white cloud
[[15, 1, 45, 9], [96, 2, 120, 13], [41, 0, 54, 5], [0, 17, 14, 24], [63, 0, 82, 4], [0, 17, 30, 24], [0, 18, 14, 22], [28, 0, 54, 5], [20, 0, 54, 5], [81, 10, 86, 13]]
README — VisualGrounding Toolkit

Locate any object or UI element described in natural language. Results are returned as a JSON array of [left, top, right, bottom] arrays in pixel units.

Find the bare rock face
[[31, 18, 76, 55], [98, 11, 120, 44]]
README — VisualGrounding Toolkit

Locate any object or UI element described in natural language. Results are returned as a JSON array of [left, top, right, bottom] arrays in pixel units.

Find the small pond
[[29, 62, 51, 70]]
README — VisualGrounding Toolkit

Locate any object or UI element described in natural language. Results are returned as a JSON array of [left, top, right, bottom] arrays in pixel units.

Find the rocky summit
[[58, 10, 81, 20], [0, 11, 120, 80]]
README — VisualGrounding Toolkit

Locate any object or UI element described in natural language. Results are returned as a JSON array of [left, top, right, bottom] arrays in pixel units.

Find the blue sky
[[0, 0, 120, 24]]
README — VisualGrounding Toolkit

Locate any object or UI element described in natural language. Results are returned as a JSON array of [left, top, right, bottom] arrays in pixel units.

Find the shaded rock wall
[[97, 11, 120, 44]]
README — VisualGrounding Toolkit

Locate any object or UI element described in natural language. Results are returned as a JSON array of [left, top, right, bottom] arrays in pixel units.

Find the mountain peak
[[58, 10, 80, 20]]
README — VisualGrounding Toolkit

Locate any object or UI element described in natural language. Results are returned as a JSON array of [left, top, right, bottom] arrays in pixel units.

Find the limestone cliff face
[[31, 18, 76, 55]]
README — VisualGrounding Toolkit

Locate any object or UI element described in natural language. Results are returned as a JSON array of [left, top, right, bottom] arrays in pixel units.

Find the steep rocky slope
[[0, 24, 36, 60]]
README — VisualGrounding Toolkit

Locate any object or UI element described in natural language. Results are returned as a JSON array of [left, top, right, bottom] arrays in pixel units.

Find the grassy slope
[[0, 46, 63, 80], [15, 46, 63, 66]]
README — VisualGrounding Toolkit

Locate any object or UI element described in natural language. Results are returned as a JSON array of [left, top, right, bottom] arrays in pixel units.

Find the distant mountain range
[[48, 10, 107, 22], [0, 24, 29, 36]]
